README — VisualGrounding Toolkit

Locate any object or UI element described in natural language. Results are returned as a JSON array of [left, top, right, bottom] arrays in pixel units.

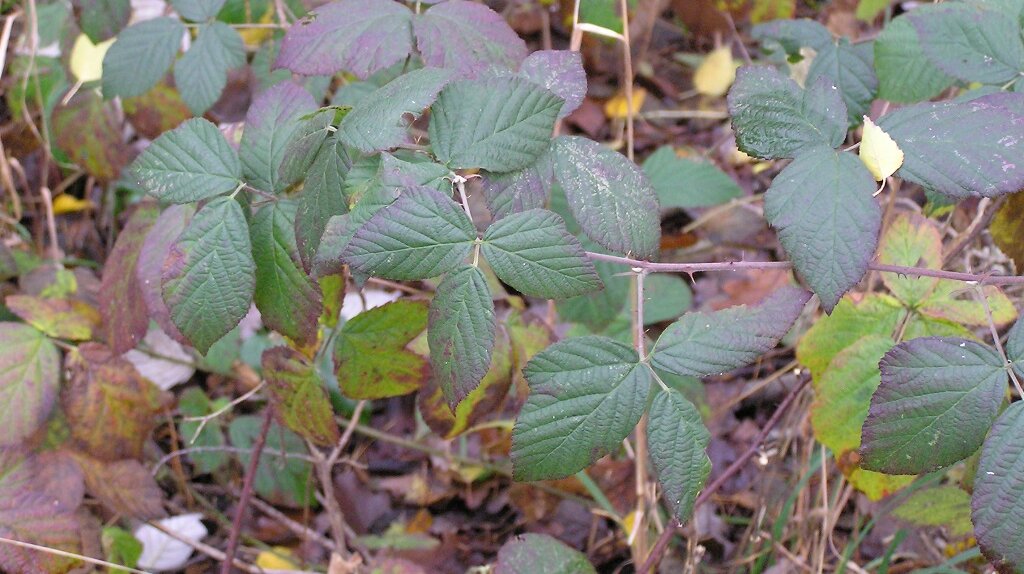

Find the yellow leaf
[[859, 116, 904, 181], [256, 548, 298, 570], [604, 88, 647, 119], [621, 510, 637, 535], [693, 46, 736, 97], [238, 5, 276, 47], [52, 194, 94, 214], [69, 34, 115, 83]]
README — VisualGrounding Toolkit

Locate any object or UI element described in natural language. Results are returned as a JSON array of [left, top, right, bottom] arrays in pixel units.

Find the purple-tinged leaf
[[251, 202, 322, 346], [341, 186, 475, 281], [651, 286, 811, 377], [551, 136, 661, 259], [878, 93, 1024, 199], [240, 82, 317, 194], [137, 204, 195, 344], [162, 197, 256, 354], [0, 324, 59, 447], [909, 2, 1024, 85], [414, 0, 528, 77], [481, 151, 553, 221], [972, 401, 1024, 573], [428, 265, 496, 408], [764, 145, 880, 312], [274, 0, 414, 79], [861, 337, 1007, 474], [494, 533, 596, 574], [518, 50, 586, 118], [99, 202, 159, 354], [727, 66, 847, 159], [262, 346, 339, 447], [338, 67, 453, 154], [75, 455, 166, 520]]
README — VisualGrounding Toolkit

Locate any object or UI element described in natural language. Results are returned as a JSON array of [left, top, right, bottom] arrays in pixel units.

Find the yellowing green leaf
[[859, 116, 904, 181], [5, 295, 100, 340], [876, 212, 942, 306], [992, 190, 1024, 269], [70, 33, 114, 83], [892, 485, 973, 537], [693, 47, 736, 97], [262, 346, 339, 447], [335, 300, 429, 400]]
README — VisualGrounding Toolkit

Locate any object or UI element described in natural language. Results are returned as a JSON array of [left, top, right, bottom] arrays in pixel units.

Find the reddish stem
[[220, 407, 273, 574]]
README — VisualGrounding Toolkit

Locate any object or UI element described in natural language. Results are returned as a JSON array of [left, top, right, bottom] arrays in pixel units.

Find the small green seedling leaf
[[861, 337, 1007, 474]]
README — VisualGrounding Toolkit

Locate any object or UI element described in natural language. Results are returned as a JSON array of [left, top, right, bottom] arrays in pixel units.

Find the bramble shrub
[[2, 0, 1024, 571]]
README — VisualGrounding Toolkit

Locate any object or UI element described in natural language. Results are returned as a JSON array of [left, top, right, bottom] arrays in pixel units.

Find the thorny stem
[[583, 251, 1024, 286], [637, 377, 811, 574], [976, 286, 1024, 396], [221, 407, 274, 574]]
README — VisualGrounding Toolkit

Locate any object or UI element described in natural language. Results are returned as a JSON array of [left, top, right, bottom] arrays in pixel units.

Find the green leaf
[[481, 209, 601, 300], [810, 335, 894, 455], [512, 336, 652, 481], [428, 266, 496, 407], [262, 346, 339, 447], [334, 300, 428, 399], [102, 526, 143, 569], [643, 274, 693, 325], [178, 387, 229, 474], [1008, 317, 1024, 378], [642, 146, 742, 209], [102, 17, 184, 99], [873, 13, 955, 104], [339, 67, 453, 154], [76, 0, 130, 42], [130, 118, 241, 203], [162, 197, 256, 353], [494, 533, 596, 574], [295, 139, 351, 271], [342, 186, 475, 280], [652, 286, 809, 377], [751, 18, 834, 56], [278, 108, 340, 187], [806, 38, 877, 126], [972, 401, 1024, 571], [413, 0, 528, 77], [892, 485, 973, 537], [909, 3, 1024, 85], [556, 240, 629, 330], [647, 389, 711, 523], [171, 0, 226, 21], [877, 93, 1024, 199], [876, 213, 943, 307], [174, 22, 245, 115], [380, 152, 450, 191], [727, 66, 847, 159], [0, 323, 59, 446], [99, 203, 159, 354], [429, 76, 561, 173], [229, 414, 316, 508], [274, 0, 414, 79], [240, 82, 317, 194], [251, 202, 322, 346], [764, 145, 880, 312], [861, 337, 1007, 474], [551, 136, 661, 259]]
